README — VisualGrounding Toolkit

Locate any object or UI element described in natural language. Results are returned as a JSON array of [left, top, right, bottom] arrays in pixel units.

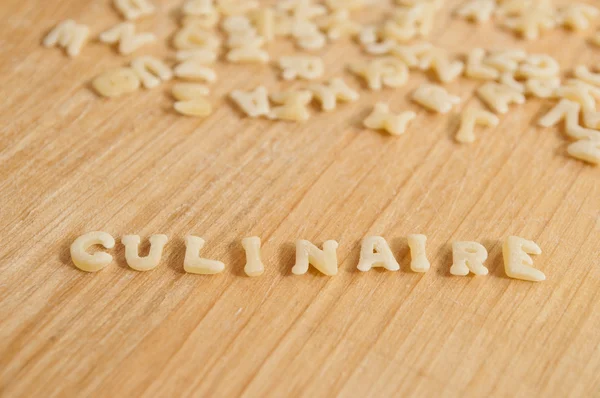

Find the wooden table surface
[[1, 0, 599, 397]]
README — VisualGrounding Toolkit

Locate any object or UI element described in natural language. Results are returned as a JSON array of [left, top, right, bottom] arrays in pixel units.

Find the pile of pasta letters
[[43, 0, 600, 165]]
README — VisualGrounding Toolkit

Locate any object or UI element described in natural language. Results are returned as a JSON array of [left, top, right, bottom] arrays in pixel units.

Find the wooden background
[[1, 0, 599, 396]]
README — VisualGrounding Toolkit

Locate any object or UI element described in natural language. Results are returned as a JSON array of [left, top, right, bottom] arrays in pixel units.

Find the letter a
[[357, 236, 400, 272]]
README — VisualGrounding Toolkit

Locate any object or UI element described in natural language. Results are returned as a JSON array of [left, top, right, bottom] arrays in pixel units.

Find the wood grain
[[1, 0, 599, 397]]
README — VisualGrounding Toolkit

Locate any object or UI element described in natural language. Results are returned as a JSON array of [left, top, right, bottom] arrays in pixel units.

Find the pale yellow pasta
[[412, 83, 461, 114], [278, 0, 327, 20], [499, 71, 525, 93], [99, 22, 155, 55], [567, 138, 600, 165], [184, 236, 225, 274], [583, 109, 600, 129], [517, 54, 560, 79], [556, 79, 600, 111], [538, 99, 599, 141], [317, 9, 361, 40], [357, 236, 400, 272], [242, 237, 265, 277], [309, 77, 359, 112], [227, 43, 270, 64], [268, 90, 314, 122], [455, 0, 496, 23], [172, 83, 210, 100], [574, 65, 600, 87], [455, 107, 500, 144], [393, 2, 437, 37], [557, 3, 599, 31], [70, 231, 115, 272], [217, 0, 259, 16], [391, 42, 433, 68], [291, 18, 327, 50], [363, 102, 416, 136], [483, 49, 527, 73], [465, 48, 500, 80], [365, 40, 397, 55], [495, 0, 535, 17], [501, 2, 556, 41], [525, 77, 560, 99], [249, 7, 275, 42], [43, 20, 90, 57], [326, 0, 367, 11], [174, 98, 213, 117], [503, 236, 545, 281], [358, 25, 379, 45], [349, 58, 409, 91], [92, 68, 141, 98], [279, 55, 324, 81], [477, 82, 525, 114], [230, 86, 270, 118], [176, 49, 218, 64], [174, 25, 221, 50], [131, 56, 172, 89], [183, 0, 215, 16], [114, 0, 155, 20], [174, 60, 217, 82], [122, 234, 168, 272], [419, 49, 464, 83], [451, 241, 489, 276], [292, 240, 338, 276], [222, 15, 253, 33], [182, 13, 221, 29], [382, 20, 417, 43], [407, 234, 430, 273]]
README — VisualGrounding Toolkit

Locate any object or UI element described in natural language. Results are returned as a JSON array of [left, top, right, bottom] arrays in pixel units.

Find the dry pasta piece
[[114, 0, 155, 20], [122, 234, 168, 272], [501, 2, 557, 40], [392, 2, 437, 37], [455, 107, 500, 144], [483, 49, 527, 73], [249, 7, 275, 42], [538, 99, 599, 140], [182, 13, 220, 29], [574, 65, 600, 87], [365, 40, 397, 55], [499, 71, 525, 93], [176, 49, 218, 64], [396, 0, 443, 9], [503, 236, 545, 281], [465, 48, 500, 80], [230, 86, 270, 118], [242, 237, 265, 277], [391, 42, 433, 68], [70, 231, 115, 272], [407, 234, 430, 273], [174, 60, 217, 82], [226, 40, 269, 64], [292, 239, 338, 276], [317, 9, 361, 40], [455, 0, 496, 23], [183, 0, 215, 16], [217, 0, 258, 16], [326, 0, 367, 11], [451, 241, 489, 276], [412, 83, 460, 114], [358, 25, 379, 45], [279, 0, 327, 20], [43, 20, 90, 57], [419, 49, 464, 83], [291, 18, 327, 50], [174, 98, 213, 117], [172, 83, 210, 100], [557, 3, 599, 31], [525, 78, 560, 99], [583, 109, 600, 129], [184, 236, 225, 274], [568, 138, 600, 165], [222, 15, 253, 33], [309, 77, 359, 111], [477, 82, 525, 114], [268, 90, 313, 122], [174, 25, 221, 50], [556, 79, 600, 111], [517, 54, 560, 79], [349, 58, 409, 91], [99, 22, 156, 55], [363, 102, 416, 136], [382, 20, 418, 43], [131, 56, 172, 89], [279, 55, 324, 81], [495, 0, 535, 17], [93, 67, 141, 98], [357, 236, 400, 272]]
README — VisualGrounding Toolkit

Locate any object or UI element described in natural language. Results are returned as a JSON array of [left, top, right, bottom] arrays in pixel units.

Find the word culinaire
[[70, 232, 546, 282]]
